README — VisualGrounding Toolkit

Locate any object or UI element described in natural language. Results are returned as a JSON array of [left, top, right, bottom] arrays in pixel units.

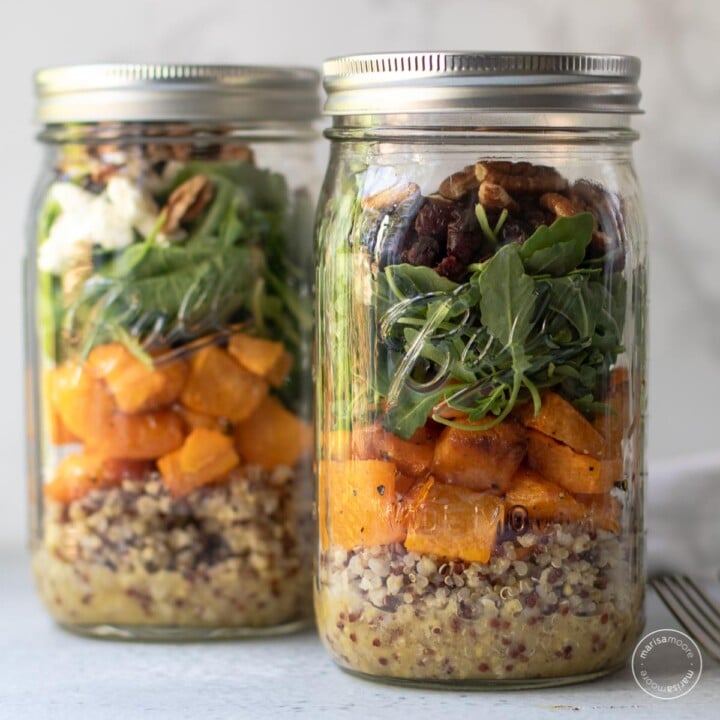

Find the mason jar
[[314, 52, 647, 686], [26, 64, 320, 638]]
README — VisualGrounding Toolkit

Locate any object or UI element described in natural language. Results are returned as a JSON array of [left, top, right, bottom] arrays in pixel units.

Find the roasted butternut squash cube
[[48, 362, 115, 441], [234, 396, 312, 470], [174, 404, 227, 433], [90, 410, 185, 460], [352, 423, 435, 479], [266, 351, 293, 388], [88, 343, 188, 414], [158, 428, 239, 498], [505, 467, 586, 524], [577, 493, 622, 534], [227, 333, 293, 389], [227, 333, 285, 376], [516, 391, 605, 457], [592, 367, 631, 457], [44, 453, 117, 503], [527, 429, 622, 495], [404, 478, 504, 564], [43, 370, 79, 445], [431, 420, 527, 492], [181, 346, 268, 422], [320, 459, 406, 550]]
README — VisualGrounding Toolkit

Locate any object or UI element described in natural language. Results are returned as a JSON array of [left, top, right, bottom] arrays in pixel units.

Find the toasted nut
[[540, 192, 581, 218], [438, 165, 480, 200], [218, 144, 255, 163], [478, 181, 519, 211], [162, 175, 214, 232], [362, 182, 420, 211], [475, 161, 568, 193]]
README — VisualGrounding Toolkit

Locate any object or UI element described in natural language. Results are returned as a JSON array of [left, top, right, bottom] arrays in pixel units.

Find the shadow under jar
[[26, 64, 320, 639], [314, 52, 647, 687]]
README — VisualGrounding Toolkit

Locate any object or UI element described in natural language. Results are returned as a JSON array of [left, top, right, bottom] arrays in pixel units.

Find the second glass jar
[[27, 65, 320, 638], [315, 52, 647, 687]]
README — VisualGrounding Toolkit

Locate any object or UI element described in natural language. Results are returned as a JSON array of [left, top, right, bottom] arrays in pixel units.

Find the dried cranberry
[[414, 199, 455, 237], [434, 255, 466, 282], [446, 228, 482, 265], [500, 218, 528, 245], [405, 235, 441, 267]]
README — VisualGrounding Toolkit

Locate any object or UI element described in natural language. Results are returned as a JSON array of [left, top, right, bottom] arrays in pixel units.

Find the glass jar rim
[[322, 52, 642, 118], [35, 63, 321, 124]]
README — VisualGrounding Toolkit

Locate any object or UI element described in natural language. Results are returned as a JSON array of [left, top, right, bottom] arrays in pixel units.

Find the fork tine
[[652, 576, 720, 662], [677, 576, 720, 635], [664, 576, 720, 653], [660, 576, 720, 645]]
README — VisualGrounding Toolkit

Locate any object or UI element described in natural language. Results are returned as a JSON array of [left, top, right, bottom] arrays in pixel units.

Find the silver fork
[[651, 574, 720, 662]]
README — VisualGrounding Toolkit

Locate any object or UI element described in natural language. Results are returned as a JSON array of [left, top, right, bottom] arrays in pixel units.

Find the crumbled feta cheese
[[38, 177, 159, 274]]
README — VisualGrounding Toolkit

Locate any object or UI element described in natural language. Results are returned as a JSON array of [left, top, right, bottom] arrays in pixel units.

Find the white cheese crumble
[[38, 177, 159, 274]]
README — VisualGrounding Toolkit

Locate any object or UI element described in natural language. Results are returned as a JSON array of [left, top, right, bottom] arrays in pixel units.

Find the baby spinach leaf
[[520, 213, 594, 276], [478, 244, 535, 348], [384, 263, 459, 299]]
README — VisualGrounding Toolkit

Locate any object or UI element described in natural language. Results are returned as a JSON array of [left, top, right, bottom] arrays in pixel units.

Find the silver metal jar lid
[[323, 52, 641, 116], [35, 64, 321, 124]]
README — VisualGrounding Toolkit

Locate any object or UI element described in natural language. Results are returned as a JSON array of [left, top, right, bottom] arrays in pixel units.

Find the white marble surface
[[1, 0, 719, 548], [0, 549, 717, 720]]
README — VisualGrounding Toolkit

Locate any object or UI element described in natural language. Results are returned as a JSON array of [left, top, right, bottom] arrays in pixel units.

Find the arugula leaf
[[520, 213, 594, 276], [479, 245, 535, 348]]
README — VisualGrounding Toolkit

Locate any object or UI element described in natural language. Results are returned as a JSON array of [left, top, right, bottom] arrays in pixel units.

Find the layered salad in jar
[[31, 136, 313, 635], [316, 159, 643, 683]]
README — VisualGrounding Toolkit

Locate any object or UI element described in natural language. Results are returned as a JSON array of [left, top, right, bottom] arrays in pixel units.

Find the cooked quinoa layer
[[34, 465, 312, 630], [316, 527, 642, 682]]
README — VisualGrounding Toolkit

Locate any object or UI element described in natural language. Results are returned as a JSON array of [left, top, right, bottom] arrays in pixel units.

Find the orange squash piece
[[181, 346, 268, 422], [174, 404, 227, 433], [44, 453, 119, 503], [516, 391, 605, 457], [320, 459, 406, 550], [88, 343, 188, 414], [351, 423, 435, 478], [227, 333, 293, 389], [593, 367, 631, 456], [227, 333, 284, 376], [158, 428, 239, 498], [431, 420, 527, 492], [527, 429, 622, 495], [505, 467, 586, 524], [404, 478, 504, 564], [43, 370, 79, 444], [577, 493, 622, 534], [266, 351, 293, 388], [234, 396, 312, 470], [90, 410, 185, 460], [49, 362, 116, 441]]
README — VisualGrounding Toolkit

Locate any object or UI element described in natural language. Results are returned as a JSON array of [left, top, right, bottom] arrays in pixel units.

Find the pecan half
[[478, 181, 519, 211], [540, 192, 581, 218], [438, 165, 480, 200], [162, 174, 214, 233], [475, 161, 568, 193], [362, 182, 420, 211], [219, 144, 255, 163]]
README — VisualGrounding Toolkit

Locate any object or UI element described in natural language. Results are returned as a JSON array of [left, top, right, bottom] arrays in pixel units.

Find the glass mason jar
[[26, 64, 320, 638], [315, 53, 647, 687]]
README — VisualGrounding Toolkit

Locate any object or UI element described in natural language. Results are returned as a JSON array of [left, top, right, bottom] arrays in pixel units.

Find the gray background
[[1, 0, 718, 549]]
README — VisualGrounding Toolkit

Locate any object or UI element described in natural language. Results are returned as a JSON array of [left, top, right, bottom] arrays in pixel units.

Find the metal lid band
[[322, 52, 642, 117], [35, 64, 321, 124]]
